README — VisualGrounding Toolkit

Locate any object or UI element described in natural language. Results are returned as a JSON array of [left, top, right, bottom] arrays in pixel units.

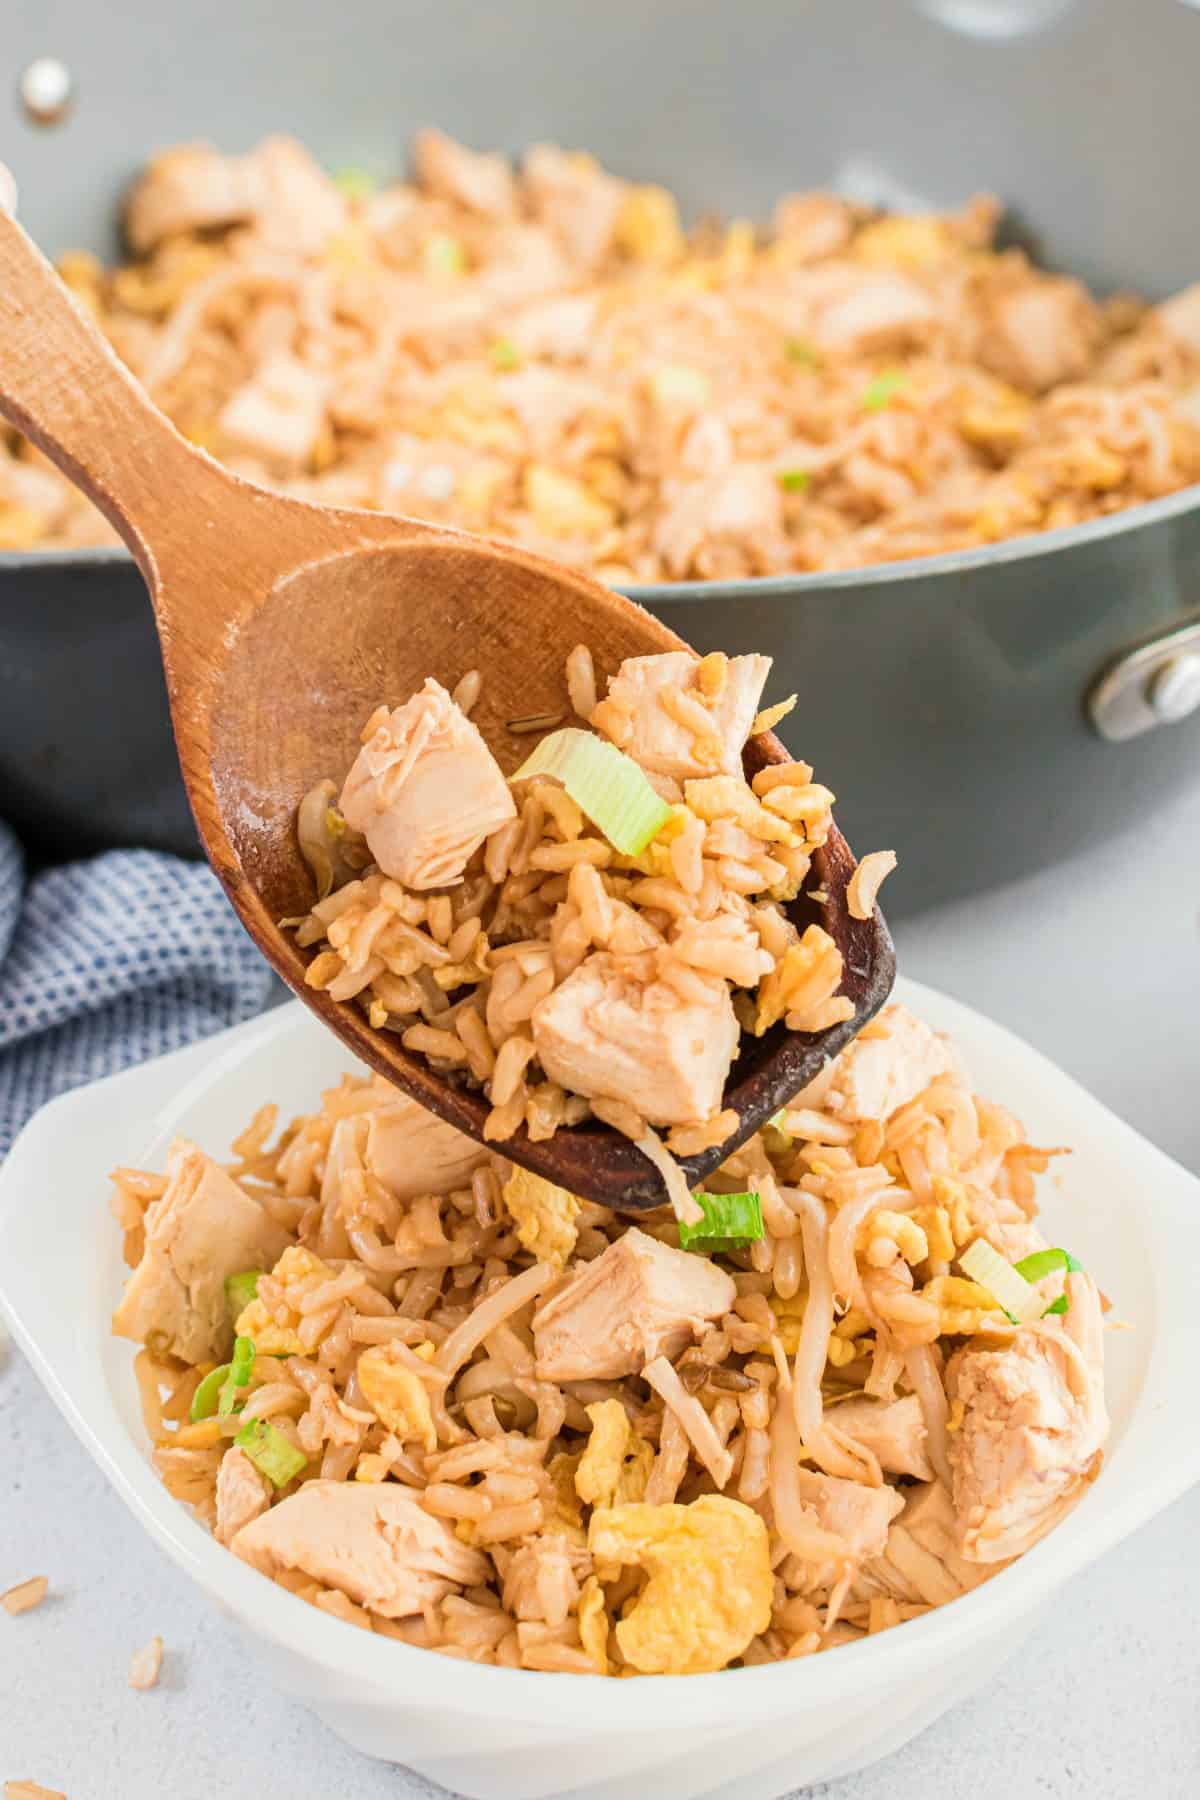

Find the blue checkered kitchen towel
[[0, 822, 272, 1158]]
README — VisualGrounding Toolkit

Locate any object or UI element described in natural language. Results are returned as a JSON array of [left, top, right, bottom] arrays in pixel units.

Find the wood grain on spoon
[[0, 209, 895, 1207]]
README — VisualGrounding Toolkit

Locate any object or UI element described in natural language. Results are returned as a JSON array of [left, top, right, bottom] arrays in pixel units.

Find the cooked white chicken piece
[[772, 192, 855, 262], [364, 1084, 488, 1200], [413, 128, 516, 218], [822, 1003, 954, 1123], [339, 678, 516, 888], [532, 1227, 735, 1382], [811, 270, 936, 354], [531, 950, 739, 1127], [948, 1273, 1108, 1564], [653, 467, 784, 581], [231, 1480, 489, 1616], [126, 135, 345, 256], [831, 1393, 934, 1481], [214, 1448, 271, 1547], [112, 1139, 292, 1363], [981, 277, 1098, 393], [218, 352, 328, 473], [522, 143, 626, 268], [595, 650, 772, 783], [865, 1479, 995, 1606], [793, 1466, 904, 1562], [125, 142, 259, 251]]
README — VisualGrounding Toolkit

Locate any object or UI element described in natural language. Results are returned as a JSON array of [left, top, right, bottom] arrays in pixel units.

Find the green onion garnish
[[512, 728, 671, 856], [679, 1191, 764, 1252], [862, 371, 909, 412], [784, 338, 820, 366], [218, 1335, 256, 1417], [777, 470, 811, 494], [1013, 1248, 1083, 1283], [190, 1363, 232, 1422], [492, 337, 520, 370], [234, 1419, 308, 1489], [1015, 1248, 1083, 1317], [225, 1270, 260, 1317], [425, 233, 466, 275], [959, 1238, 1042, 1325], [333, 166, 376, 200]]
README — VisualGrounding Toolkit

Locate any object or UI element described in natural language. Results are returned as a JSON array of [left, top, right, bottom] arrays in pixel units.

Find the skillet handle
[[0, 204, 233, 581]]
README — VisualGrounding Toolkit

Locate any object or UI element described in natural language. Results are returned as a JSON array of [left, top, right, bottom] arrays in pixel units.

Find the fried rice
[[110, 1000, 1109, 1675], [6, 130, 1200, 574]]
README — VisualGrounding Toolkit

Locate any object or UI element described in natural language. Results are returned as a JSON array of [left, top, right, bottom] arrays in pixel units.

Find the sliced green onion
[[1014, 1248, 1083, 1283], [424, 232, 466, 275], [492, 337, 520, 370], [235, 1419, 308, 1489], [218, 1335, 256, 1417], [1015, 1247, 1083, 1317], [333, 166, 376, 200], [784, 337, 820, 366], [959, 1238, 1043, 1325], [512, 728, 671, 855], [862, 370, 909, 412], [190, 1363, 231, 1422], [225, 1270, 260, 1318], [777, 469, 811, 494], [679, 1191, 764, 1252]]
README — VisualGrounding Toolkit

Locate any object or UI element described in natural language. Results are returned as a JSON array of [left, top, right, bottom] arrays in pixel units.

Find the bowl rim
[[1, 977, 1198, 1728], [2, 480, 1198, 605]]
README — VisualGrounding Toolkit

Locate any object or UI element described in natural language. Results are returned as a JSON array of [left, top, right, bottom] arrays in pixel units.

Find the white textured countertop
[[2, 781, 1198, 1799]]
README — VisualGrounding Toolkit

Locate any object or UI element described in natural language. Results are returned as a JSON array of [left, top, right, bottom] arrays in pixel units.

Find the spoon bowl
[[0, 209, 894, 1206]]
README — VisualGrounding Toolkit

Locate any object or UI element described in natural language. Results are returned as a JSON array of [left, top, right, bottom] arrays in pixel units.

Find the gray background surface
[[1, 777, 1197, 1797]]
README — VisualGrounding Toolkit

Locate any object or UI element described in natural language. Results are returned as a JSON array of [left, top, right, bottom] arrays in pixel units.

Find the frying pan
[[3, 0, 1199, 914]]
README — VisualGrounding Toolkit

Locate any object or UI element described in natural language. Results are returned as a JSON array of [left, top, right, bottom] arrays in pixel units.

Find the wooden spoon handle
[[0, 207, 231, 578]]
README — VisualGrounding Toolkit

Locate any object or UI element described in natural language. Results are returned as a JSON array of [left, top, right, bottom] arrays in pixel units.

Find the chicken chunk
[[531, 951, 739, 1127], [866, 1479, 994, 1606], [218, 352, 328, 473], [365, 1085, 488, 1199], [125, 136, 344, 256], [980, 277, 1099, 393], [413, 128, 516, 218], [248, 137, 347, 255], [830, 1393, 934, 1482], [596, 649, 773, 783], [521, 143, 626, 268], [125, 143, 258, 252], [215, 1448, 271, 1547], [823, 1003, 954, 1123], [339, 678, 516, 888], [811, 270, 936, 355], [772, 192, 855, 263], [653, 468, 784, 583], [793, 1466, 904, 1562], [231, 1480, 489, 1616], [948, 1274, 1108, 1564], [112, 1139, 292, 1363], [532, 1226, 735, 1382]]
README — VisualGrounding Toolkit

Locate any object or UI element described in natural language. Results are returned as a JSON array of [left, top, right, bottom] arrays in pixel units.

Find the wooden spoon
[[0, 211, 894, 1208]]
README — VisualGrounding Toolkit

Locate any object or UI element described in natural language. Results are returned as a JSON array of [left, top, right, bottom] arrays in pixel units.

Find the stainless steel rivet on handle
[[1088, 619, 1200, 741], [18, 57, 74, 127]]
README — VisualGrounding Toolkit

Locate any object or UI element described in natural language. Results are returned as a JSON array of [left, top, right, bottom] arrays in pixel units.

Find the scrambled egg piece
[[575, 1400, 654, 1510], [355, 1346, 438, 1452], [235, 1245, 334, 1355], [502, 1167, 580, 1267], [854, 214, 950, 270], [577, 1575, 611, 1674], [524, 465, 615, 539], [587, 1495, 772, 1674]]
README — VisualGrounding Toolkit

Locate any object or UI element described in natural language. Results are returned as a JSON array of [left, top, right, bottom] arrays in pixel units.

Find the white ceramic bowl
[[1, 978, 1198, 1800]]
